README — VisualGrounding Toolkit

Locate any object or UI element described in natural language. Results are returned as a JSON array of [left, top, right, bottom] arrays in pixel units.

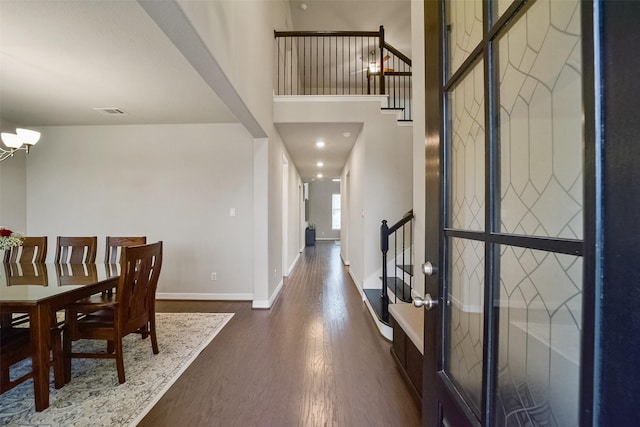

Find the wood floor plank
[[139, 241, 421, 426]]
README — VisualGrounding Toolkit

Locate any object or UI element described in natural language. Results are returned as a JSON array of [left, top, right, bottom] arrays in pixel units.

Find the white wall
[[25, 124, 255, 299], [343, 130, 366, 289], [0, 152, 26, 233], [180, 0, 302, 306], [179, 0, 292, 131], [308, 180, 340, 240], [0, 119, 27, 233]]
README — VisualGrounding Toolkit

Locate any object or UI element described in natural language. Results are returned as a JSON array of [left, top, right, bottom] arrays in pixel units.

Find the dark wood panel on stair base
[[390, 314, 423, 405]]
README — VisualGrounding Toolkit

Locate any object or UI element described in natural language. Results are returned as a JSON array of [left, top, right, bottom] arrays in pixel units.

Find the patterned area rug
[[0, 312, 234, 426]]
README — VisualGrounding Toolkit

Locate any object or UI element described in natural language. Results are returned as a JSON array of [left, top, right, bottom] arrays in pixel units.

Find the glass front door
[[423, 0, 585, 425]]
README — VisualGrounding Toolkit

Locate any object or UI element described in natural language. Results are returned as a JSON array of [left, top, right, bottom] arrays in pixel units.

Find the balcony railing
[[274, 26, 412, 121]]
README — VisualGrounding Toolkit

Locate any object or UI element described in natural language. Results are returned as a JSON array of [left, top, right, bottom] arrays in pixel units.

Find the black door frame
[[586, 1, 640, 425], [422, 0, 444, 424]]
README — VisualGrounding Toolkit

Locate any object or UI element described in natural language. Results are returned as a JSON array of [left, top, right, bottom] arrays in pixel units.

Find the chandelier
[[0, 128, 41, 162]]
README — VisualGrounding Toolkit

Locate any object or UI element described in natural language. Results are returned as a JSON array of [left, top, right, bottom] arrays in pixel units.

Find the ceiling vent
[[93, 107, 127, 116]]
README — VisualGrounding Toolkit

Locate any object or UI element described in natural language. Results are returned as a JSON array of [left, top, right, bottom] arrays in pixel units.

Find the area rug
[[0, 312, 234, 427]]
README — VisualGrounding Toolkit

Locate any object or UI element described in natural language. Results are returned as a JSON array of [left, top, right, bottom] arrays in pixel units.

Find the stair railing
[[274, 26, 412, 120], [380, 210, 414, 321]]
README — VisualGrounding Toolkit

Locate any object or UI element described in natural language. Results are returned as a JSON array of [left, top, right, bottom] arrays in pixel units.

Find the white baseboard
[[288, 253, 300, 275], [362, 297, 393, 341], [348, 269, 363, 298], [156, 292, 253, 301], [252, 278, 284, 309]]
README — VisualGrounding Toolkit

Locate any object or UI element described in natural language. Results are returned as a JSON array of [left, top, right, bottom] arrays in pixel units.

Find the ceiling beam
[[138, 0, 267, 138]]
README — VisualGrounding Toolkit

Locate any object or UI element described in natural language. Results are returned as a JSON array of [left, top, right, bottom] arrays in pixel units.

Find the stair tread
[[397, 264, 414, 276], [363, 288, 392, 326], [380, 277, 413, 303]]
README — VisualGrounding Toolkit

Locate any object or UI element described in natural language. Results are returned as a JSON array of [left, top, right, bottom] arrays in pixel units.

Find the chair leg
[[0, 365, 10, 391], [149, 319, 159, 354], [62, 328, 72, 384], [114, 337, 125, 384], [140, 325, 149, 339]]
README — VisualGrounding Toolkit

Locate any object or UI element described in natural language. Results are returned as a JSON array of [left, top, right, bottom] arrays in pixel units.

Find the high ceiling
[[0, 0, 411, 181], [0, 1, 237, 126]]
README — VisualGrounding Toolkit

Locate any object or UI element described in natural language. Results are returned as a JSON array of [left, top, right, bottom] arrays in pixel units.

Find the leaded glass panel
[[498, 0, 582, 239], [449, 61, 485, 231], [497, 245, 582, 426], [446, 237, 485, 414], [445, 0, 483, 77]]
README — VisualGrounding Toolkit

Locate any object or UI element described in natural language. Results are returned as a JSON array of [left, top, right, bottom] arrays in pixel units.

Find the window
[[332, 194, 341, 230]]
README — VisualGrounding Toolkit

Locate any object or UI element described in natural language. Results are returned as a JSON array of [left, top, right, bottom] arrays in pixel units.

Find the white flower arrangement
[[0, 227, 24, 250]]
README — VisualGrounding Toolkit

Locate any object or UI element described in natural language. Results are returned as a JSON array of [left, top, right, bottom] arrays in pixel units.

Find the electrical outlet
[[211, 272, 217, 281]]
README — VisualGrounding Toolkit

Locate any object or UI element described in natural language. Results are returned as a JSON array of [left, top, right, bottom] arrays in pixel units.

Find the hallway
[[140, 241, 421, 426]]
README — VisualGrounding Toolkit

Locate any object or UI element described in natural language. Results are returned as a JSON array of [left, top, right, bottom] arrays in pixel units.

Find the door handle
[[413, 293, 438, 311], [422, 261, 438, 276]]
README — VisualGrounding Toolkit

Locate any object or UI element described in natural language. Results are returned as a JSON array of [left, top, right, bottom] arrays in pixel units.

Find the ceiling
[[0, 1, 237, 126], [0, 0, 411, 181]]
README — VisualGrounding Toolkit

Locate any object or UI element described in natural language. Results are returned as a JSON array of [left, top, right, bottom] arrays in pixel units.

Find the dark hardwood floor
[[139, 241, 421, 426]]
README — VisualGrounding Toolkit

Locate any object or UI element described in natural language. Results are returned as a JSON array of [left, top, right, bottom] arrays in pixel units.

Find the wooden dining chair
[[0, 328, 33, 393], [104, 236, 146, 264], [54, 236, 97, 263], [1, 263, 49, 329], [63, 241, 163, 384], [1, 325, 64, 394], [103, 237, 146, 295], [3, 236, 47, 263]]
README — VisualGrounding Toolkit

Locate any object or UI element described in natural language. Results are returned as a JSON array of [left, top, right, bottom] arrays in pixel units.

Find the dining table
[[0, 262, 120, 411]]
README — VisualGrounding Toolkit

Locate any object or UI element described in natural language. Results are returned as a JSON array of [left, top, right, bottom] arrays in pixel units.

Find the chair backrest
[[116, 242, 163, 334], [104, 236, 146, 264], [3, 236, 47, 263], [54, 236, 97, 263]]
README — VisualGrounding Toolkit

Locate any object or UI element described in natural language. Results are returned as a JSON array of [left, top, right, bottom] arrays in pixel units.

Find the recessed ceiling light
[[299, 3, 308, 10], [332, 178, 341, 182], [317, 173, 323, 178], [317, 161, 324, 167], [316, 141, 325, 148], [342, 132, 351, 138]]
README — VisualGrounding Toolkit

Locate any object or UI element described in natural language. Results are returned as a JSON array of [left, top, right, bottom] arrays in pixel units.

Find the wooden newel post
[[379, 25, 385, 95]]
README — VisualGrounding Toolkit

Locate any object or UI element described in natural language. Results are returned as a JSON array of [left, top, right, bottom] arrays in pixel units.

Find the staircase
[[363, 210, 414, 338]]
